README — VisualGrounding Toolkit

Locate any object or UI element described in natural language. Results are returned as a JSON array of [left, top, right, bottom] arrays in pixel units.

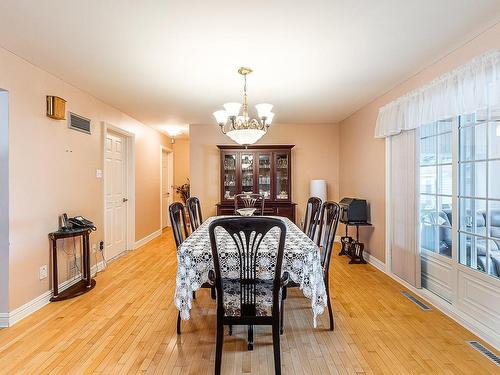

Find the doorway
[[161, 147, 173, 228], [103, 123, 135, 260]]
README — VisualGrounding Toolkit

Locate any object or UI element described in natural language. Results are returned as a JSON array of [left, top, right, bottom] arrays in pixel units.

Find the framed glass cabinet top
[[275, 153, 289, 200], [241, 153, 254, 194], [223, 153, 237, 199], [258, 154, 271, 199]]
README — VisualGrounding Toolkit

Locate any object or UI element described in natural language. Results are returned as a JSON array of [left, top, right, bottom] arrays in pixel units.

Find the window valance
[[375, 49, 500, 138]]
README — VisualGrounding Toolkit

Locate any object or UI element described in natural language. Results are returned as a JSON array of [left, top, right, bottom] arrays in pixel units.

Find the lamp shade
[[213, 110, 228, 125], [223, 102, 242, 117], [310, 180, 327, 203], [255, 103, 273, 118]]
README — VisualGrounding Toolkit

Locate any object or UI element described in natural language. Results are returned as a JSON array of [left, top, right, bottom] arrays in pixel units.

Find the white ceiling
[[0, 1, 499, 133]]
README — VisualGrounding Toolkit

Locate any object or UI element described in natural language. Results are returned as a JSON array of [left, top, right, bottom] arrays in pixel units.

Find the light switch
[[96, 169, 103, 178]]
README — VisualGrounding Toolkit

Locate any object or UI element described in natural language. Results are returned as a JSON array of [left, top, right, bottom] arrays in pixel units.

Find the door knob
[[122, 198, 128, 202]]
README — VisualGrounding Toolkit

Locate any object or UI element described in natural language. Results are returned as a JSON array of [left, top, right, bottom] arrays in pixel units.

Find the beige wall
[[190, 123, 339, 224], [173, 138, 190, 201], [0, 46, 171, 310], [338, 23, 500, 263]]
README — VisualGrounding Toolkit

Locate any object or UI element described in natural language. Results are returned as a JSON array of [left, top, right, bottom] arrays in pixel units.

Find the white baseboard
[[134, 228, 162, 249], [364, 255, 499, 350], [364, 252, 386, 272], [3, 261, 105, 328]]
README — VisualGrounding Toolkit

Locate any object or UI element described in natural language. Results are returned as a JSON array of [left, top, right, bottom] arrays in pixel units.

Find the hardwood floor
[[0, 228, 498, 374]]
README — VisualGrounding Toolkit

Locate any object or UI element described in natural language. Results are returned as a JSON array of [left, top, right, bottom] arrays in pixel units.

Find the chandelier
[[213, 67, 274, 145]]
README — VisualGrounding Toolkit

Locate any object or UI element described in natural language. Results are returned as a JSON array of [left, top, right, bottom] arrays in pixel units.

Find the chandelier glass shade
[[213, 67, 274, 145]]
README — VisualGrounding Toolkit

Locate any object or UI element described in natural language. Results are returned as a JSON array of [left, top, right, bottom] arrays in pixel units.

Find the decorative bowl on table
[[236, 208, 256, 216]]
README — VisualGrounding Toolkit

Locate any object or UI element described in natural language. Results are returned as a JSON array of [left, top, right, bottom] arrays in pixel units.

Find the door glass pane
[[460, 162, 486, 198], [420, 166, 436, 194], [459, 198, 486, 235], [459, 124, 487, 161], [420, 220, 437, 253], [438, 132, 452, 163], [488, 200, 500, 240], [438, 165, 452, 195], [437, 196, 452, 222], [258, 154, 271, 199], [488, 122, 500, 159], [488, 160, 500, 199], [276, 154, 289, 200], [488, 240, 500, 277], [223, 154, 237, 199], [241, 154, 254, 194], [420, 136, 436, 165]]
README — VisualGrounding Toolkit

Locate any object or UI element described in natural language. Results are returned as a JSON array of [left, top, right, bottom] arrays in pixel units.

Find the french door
[[418, 112, 500, 334]]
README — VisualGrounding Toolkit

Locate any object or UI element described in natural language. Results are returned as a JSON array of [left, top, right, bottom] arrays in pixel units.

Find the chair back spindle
[[186, 197, 203, 231], [303, 197, 322, 240], [169, 202, 189, 248]]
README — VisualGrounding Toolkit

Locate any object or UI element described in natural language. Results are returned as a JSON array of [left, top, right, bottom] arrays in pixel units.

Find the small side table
[[48, 227, 96, 301], [339, 222, 372, 264]]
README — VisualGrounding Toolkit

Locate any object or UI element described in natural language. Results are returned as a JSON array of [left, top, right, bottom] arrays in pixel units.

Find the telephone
[[60, 213, 97, 231]]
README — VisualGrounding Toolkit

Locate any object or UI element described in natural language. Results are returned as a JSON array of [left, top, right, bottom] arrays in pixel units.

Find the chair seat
[[222, 279, 280, 317]]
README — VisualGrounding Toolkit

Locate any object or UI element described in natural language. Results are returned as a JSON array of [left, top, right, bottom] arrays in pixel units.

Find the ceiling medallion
[[213, 67, 274, 145]]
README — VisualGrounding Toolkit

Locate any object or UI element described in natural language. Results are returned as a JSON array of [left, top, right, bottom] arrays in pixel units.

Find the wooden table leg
[[51, 238, 58, 297]]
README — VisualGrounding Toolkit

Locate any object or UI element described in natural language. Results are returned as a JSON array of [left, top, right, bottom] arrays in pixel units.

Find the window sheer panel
[[389, 130, 420, 287], [376, 50, 500, 138]]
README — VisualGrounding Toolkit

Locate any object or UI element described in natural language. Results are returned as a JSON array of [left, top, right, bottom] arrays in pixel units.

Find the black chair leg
[[211, 286, 216, 300], [282, 286, 287, 300], [280, 299, 284, 335], [272, 322, 281, 375], [192, 291, 196, 299], [215, 319, 224, 375], [327, 291, 334, 331], [177, 312, 181, 335], [247, 325, 254, 351], [228, 325, 233, 336]]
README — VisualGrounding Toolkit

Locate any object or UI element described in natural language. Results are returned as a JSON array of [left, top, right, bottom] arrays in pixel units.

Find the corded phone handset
[[60, 213, 97, 231]]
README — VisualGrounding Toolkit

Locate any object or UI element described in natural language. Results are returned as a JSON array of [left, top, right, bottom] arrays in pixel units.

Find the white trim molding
[[134, 229, 162, 249], [2, 261, 105, 327], [364, 252, 386, 273]]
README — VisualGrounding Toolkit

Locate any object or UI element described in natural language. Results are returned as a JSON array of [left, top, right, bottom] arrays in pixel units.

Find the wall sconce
[[46, 96, 66, 120]]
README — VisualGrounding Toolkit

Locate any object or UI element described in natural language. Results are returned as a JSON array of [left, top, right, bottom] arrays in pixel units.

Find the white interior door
[[161, 149, 172, 228], [105, 131, 128, 259]]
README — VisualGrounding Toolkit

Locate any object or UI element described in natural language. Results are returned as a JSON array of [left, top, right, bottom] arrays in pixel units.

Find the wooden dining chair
[[284, 201, 340, 331], [169, 202, 214, 335], [186, 196, 203, 231], [316, 201, 341, 331], [303, 197, 322, 240], [208, 217, 288, 375], [234, 193, 265, 215]]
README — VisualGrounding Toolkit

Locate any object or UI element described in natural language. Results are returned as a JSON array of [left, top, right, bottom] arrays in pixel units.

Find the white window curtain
[[375, 49, 500, 139], [387, 130, 420, 287]]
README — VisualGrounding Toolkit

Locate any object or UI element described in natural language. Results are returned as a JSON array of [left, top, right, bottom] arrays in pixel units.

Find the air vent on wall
[[68, 112, 91, 134]]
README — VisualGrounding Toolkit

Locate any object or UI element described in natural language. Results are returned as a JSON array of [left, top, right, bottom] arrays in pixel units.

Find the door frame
[[102, 122, 136, 259], [160, 145, 174, 229]]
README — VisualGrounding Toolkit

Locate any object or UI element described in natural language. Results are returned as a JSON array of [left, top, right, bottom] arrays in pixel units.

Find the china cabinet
[[216, 145, 296, 221]]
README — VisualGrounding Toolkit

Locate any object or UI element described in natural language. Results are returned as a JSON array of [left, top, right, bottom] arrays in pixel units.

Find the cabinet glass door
[[258, 153, 272, 199], [223, 153, 237, 200], [275, 153, 289, 200], [241, 153, 254, 194]]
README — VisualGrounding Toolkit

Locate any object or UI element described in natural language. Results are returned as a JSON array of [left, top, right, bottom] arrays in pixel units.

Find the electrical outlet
[[39, 265, 48, 280]]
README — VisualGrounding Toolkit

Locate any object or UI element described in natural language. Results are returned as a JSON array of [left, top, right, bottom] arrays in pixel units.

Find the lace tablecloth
[[174, 216, 327, 327]]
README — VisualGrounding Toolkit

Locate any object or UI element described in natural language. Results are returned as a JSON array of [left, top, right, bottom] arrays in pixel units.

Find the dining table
[[174, 216, 328, 327]]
